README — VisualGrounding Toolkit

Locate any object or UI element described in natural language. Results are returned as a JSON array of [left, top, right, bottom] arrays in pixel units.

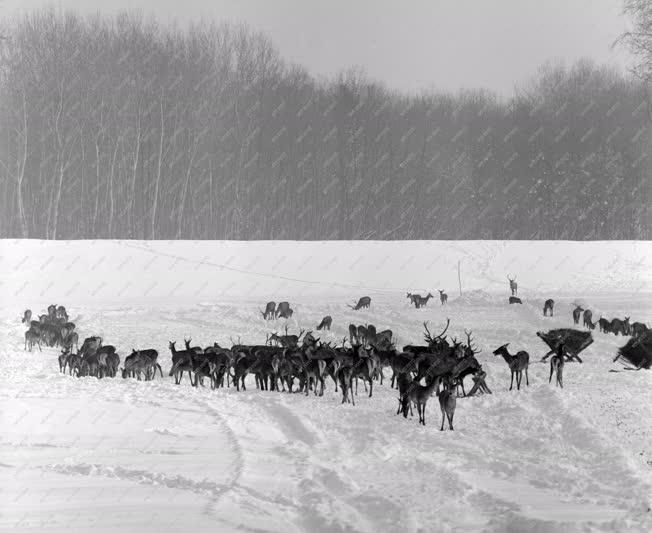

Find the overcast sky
[[2, 0, 634, 96]]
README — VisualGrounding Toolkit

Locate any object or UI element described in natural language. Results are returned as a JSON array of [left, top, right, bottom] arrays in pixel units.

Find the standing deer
[[316, 316, 332, 330], [22, 309, 32, 324], [348, 324, 358, 345], [549, 343, 565, 388], [582, 309, 593, 329], [572, 305, 584, 325], [493, 343, 530, 391], [407, 377, 439, 425], [438, 290, 448, 305], [407, 293, 420, 307], [543, 299, 554, 316], [438, 380, 457, 431], [598, 317, 610, 333], [348, 296, 371, 310], [507, 276, 517, 296]]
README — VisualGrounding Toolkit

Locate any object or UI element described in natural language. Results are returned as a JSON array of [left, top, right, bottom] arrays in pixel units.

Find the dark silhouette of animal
[[438, 290, 448, 305], [598, 317, 610, 333], [609, 317, 629, 336], [396, 372, 412, 418], [631, 322, 648, 338], [509, 296, 522, 304], [572, 305, 584, 325], [549, 343, 565, 388], [276, 301, 292, 319], [261, 301, 276, 320], [22, 309, 32, 324], [24, 330, 41, 351], [406, 293, 420, 307], [168, 341, 195, 385], [493, 343, 529, 390], [79, 336, 102, 358], [348, 296, 371, 310], [583, 309, 593, 329], [508, 275, 517, 296], [409, 293, 433, 308], [348, 324, 358, 345], [543, 299, 554, 316], [316, 316, 332, 330], [438, 380, 457, 431], [407, 378, 439, 425], [184, 338, 203, 354], [56, 306, 68, 322]]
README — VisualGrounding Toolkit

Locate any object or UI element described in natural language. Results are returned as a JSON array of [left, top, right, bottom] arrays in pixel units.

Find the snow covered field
[[1, 240, 651, 532]]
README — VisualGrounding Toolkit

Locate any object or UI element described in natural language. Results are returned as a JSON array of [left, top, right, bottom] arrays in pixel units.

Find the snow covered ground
[[1, 240, 651, 532]]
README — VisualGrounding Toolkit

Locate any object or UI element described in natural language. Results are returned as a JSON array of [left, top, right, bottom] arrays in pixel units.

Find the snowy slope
[[1, 240, 651, 532]]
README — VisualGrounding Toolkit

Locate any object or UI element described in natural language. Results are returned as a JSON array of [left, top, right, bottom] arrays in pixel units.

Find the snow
[[1, 239, 651, 532]]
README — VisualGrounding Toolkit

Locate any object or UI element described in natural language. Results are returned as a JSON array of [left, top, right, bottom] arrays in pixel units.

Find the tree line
[[0, 9, 650, 240]]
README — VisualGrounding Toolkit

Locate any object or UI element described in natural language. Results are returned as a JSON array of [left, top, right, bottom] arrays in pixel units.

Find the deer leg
[[509, 371, 514, 391], [525, 367, 529, 386], [368, 377, 373, 398], [549, 363, 554, 383], [448, 412, 454, 431], [440, 410, 445, 431], [540, 350, 554, 362]]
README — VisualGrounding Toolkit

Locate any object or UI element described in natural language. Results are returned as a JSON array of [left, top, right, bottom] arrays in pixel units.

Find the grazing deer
[[493, 343, 530, 391], [582, 309, 593, 329], [438, 290, 448, 305], [276, 301, 291, 319], [438, 380, 457, 431], [261, 301, 276, 320], [543, 299, 554, 316], [348, 296, 371, 310], [572, 305, 583, 325], [316, 316, 332, 330], [22, 309, 32, 324], [507, 276, 517, 296], [407, 377, 439, 425], [509, 296, 522, 304], [549, 343, 565, 388]]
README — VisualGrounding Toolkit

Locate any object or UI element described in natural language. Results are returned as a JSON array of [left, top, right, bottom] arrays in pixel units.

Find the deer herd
[[18, 282, 649, 429]]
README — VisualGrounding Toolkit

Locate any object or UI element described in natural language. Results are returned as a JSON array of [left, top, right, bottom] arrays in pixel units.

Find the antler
[[464, 329, 482, 354]]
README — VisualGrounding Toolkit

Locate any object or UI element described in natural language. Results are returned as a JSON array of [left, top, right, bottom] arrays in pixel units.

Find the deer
[[609, 317, 629, 336], [24, 329, 41, 351], [348, 324, 358, 345], [572, 305, 584, 325], [21, 309, 32, 324], [407, 377, 439, 425], [407, 293, 420, 308], [269, 327, 304, 348], [348, 296, 371, 310], [438, 379, 457, 431], [261, 301, 276, 320], [509, 296, 522, 304], [631, 322, 648, 337], [184, 338, 203, 354], [549, 342, 565, 388], [316, 316, 332, 330], [507, 275, 517, 296], [598, 316, 611, 333], [276, 301, 292, 319], [582, 309, 593, 329], [438, 290, 448, 305], [543, 299, 554, 316], [492, 343, 530, 391], [396, 372, 413, 418], [168, 341, 195, 385]]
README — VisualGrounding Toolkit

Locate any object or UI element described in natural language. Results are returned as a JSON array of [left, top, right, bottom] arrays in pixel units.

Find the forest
[[0, 8, 650, 240]]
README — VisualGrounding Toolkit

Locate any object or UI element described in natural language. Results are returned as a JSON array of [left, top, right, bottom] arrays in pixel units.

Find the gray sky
[[3, 0, 633, 96]]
